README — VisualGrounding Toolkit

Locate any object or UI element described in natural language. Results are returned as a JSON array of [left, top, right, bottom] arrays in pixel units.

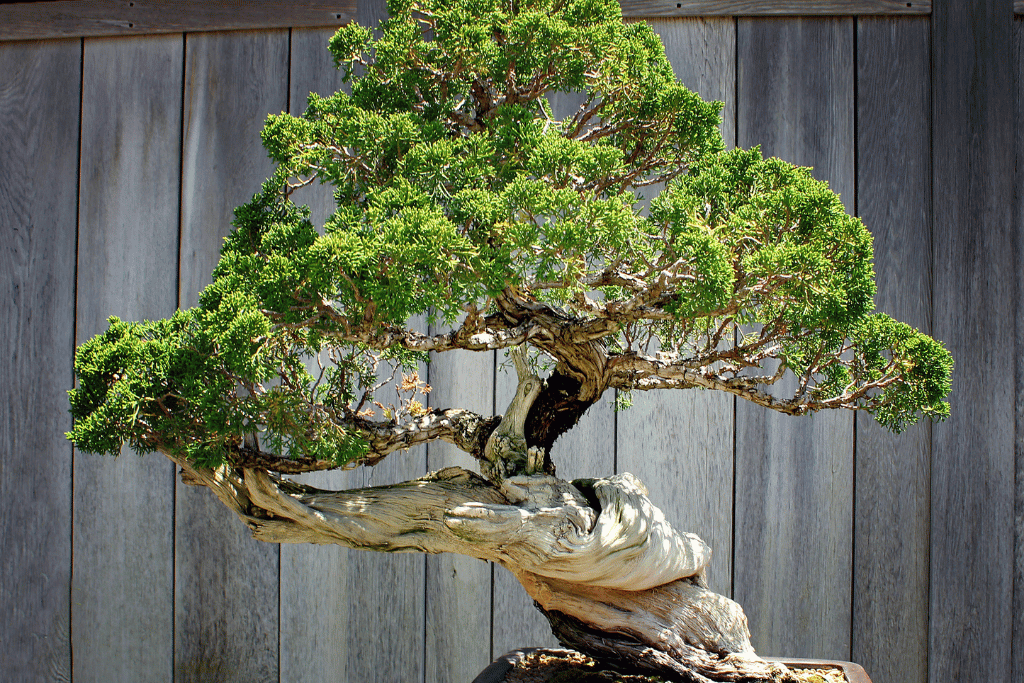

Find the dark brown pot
[[474, 648, 873, 683]]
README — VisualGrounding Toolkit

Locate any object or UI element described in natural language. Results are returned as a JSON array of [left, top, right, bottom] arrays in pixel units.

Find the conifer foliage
[[69, 0, 951, 484]]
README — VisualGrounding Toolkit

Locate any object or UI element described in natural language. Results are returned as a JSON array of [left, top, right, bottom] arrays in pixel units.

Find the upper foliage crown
[[66, 0, 952, 469]]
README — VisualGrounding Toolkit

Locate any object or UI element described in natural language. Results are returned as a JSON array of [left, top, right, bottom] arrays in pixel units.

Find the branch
[[607, 351, 905, 418], [494, 288, 610, 400], [168, 452, 710, 594], [279, 304, 555, 353], [607, 352, 807, 415], [226, 407, 501, 474]]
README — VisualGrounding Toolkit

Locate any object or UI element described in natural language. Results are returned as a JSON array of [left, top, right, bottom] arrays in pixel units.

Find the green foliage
[[68, 0, 951, 465]]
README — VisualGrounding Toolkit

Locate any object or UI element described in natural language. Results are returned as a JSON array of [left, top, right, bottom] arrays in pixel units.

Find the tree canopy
[[68, 0, 952, 476]]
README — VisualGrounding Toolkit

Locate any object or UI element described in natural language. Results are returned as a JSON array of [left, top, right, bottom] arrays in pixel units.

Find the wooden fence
[[1, 1, 1020, 682]]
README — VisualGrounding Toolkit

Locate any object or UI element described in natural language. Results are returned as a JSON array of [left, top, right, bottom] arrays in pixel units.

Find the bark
[[525, 368, 599, 474], [224, 408, 502, 474], [164, 445, 793, 682]]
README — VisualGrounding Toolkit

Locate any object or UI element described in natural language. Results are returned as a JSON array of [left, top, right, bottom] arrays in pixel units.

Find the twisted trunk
[[166, 447, 793, 682]]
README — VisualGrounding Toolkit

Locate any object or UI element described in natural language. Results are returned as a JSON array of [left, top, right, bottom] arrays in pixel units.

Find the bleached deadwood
[[162, 445, 790, 681], [519, 574, 794, 682], [483, 345, 545, 481], [445, 473, 711, 590]]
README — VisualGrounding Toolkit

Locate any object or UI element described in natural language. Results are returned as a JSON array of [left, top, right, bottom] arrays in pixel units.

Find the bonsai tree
[[68, 0, 952, 680]]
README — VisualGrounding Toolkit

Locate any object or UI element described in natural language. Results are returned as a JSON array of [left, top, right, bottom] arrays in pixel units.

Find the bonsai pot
[[473, 648, 873, 683]]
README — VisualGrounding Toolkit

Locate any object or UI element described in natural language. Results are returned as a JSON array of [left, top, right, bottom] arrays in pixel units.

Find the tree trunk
[[165, 448, 795, 682]]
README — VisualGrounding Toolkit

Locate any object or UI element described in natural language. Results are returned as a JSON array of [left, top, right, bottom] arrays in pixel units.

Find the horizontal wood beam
[[0, 1, 356, 42], [620, 0, 930, 16], [0, 0, 966, 42], [4, 3, 1023, 42]]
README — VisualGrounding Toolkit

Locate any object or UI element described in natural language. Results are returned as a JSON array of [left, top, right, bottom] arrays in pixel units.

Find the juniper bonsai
[[67, 0, 952, 680]]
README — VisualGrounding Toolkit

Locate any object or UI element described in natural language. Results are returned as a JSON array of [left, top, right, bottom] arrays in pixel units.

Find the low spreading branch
[[225, 407, 500, 474]]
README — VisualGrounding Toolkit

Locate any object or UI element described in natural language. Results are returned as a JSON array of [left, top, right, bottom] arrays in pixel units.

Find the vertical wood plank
[[425, 343, 495, 682], [651, 17, 736, 150], [280, 23, 426, 681], [0, 38, 80, 682], [931, 1, 1015, 681], [852, 17, 931, 683], [616, 17, 737, 602], [491, 354, 617, 655], [73, 34, 182, 681], [278, 27, 353, 682], [176, 29, 289, 683], [734, 17, 855, 660], [1016, 18, 1024, 683]]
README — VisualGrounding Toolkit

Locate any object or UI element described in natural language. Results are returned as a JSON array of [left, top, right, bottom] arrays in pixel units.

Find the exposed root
[[162, 453, 790, 682]]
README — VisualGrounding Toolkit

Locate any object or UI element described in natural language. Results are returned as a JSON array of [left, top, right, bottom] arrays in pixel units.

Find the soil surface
[[503, 650, 847, 683]]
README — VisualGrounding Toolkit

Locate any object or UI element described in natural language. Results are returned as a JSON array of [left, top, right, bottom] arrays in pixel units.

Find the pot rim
[[766, 656, 871, 683], [475, 648, 873, 683]]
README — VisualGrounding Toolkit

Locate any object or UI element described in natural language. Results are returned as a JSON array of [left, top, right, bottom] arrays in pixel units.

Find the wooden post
[[424, 340, 496, 681], [0, 38, 80, 682], [616, 16, 737, 601], [73, 34, 182, 680], [734, 17, 856, 660], [852, 16, 932, 683], [175, 29, 289, 682], [931, 1, 1016, 681]]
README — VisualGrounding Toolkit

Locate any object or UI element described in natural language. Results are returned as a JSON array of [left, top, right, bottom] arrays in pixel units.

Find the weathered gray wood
[[620, 0, 929, 16], [491, 353, 617, 654], [851, 17, 930, 683], [280, 33, 427, 681], [652, 18, 736, 150], [278, 26, 352, 683], [282, 24, 404, 683], [280, 447, 426, 682], [931, 2, 1016, 682], [425, 341, 495, 681], [72, 34, 182, 681], [1016, 16, 1024, 683], [0, 0, 935, 42], [616, 17, 736, 603], [281, 6, 429, 678], [288, 27, 350, 229], [175, 30, 289, 683], [0, 0, 355, 41], [733, 17, 855, 660], [0, 38, 79, 682]]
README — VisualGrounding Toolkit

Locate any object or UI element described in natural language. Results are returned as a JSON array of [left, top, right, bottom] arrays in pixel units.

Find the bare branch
[[224, 407, 500, 474], [607, 351, 906, 418], [271, 305, 556, 354]]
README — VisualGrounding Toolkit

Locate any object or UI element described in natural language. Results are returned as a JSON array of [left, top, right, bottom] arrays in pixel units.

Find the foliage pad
[[68, 0, 952, 469]]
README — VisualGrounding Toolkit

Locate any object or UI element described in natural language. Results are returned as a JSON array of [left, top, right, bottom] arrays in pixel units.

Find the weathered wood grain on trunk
[[0, 38, 80, 683], [176, 29, 288, 683], [491, 352, 616, 653], [931, 1, 1016, 681], [617, 16, 737, 601], [734, 17, 855, 660], [852, 17, 931, 683], [73, 34, 181, 681]]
